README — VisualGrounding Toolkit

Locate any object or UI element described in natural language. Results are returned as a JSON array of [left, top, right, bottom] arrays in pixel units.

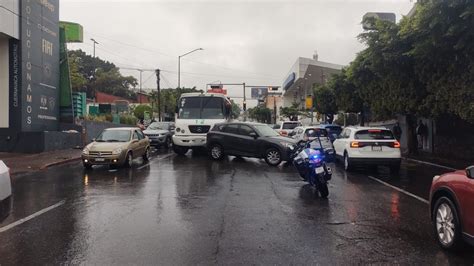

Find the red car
[[430, 166, 474, 249]]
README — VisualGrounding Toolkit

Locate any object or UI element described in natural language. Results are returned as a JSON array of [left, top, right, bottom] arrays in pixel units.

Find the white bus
[[172, 93, 232, 155]]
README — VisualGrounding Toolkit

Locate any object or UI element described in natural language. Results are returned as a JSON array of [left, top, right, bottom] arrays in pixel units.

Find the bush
[[120, 115, 138, 125], [133, 104, 152, 120]]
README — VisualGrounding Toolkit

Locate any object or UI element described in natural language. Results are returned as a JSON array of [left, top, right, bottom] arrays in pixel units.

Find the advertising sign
[[20, 0, 60, 131], [251, 88, 267, 99]]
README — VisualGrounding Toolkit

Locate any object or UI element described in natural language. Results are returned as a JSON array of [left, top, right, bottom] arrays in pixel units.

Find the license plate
[[95, 158, 105, 162], [372, 146, 382, 151], [315, 167, 325, 174]]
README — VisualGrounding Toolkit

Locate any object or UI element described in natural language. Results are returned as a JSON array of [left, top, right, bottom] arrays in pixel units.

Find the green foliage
[[119, 114, 138, 125], [313, 84, 337, 115], [325, 1, 474, 123], [133, 105, 153, 120], [230, 100, 241, 119], [68, 49, 138, 101], [279, 103, 304, 121], [248, 106, 272, 123], [149, 87, 200, 120]]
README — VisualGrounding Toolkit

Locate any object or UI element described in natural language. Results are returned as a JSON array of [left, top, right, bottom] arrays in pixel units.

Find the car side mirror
[[466, 166, 474, 179], [249, 132, 258, 139]]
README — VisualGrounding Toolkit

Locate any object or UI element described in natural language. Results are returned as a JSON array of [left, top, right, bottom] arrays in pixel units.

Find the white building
[[282, 53, 343, 110]]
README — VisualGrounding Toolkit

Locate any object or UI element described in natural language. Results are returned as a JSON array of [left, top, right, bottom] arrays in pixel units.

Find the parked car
[[429, 166, 474, 250], [82, 127, 151, 169], [319, 124, 343, 142], [143, 122, 175, 148], [0, 160, 12, 220], [207, 122, 296, 166], [274, 121, 302, 137], [332, 126, 401, 172]]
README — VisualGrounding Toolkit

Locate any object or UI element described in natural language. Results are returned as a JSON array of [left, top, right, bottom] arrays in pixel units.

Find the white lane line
[[137, 153, 174, 170], [0, 200, 65, 233], [404, 158, 456, 171], [367, 176, 429, 205]]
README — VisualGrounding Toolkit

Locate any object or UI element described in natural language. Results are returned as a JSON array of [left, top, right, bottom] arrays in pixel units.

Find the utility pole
[[91, 38, 99, 58], [155, 69, 161, 122], [243, 82, 246, 121], [139, 69, 143, 104]]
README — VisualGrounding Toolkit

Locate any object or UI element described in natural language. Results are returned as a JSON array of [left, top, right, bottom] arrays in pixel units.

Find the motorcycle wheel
[[318, 182, 329, 198]]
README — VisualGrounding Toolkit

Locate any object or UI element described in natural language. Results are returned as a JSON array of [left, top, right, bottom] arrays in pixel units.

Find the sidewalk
[[405, 151, 471, 170], [0, 149, 83, 177]]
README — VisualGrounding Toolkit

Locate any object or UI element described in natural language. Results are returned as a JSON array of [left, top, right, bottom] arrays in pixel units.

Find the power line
[[85, 30, 282, 79]]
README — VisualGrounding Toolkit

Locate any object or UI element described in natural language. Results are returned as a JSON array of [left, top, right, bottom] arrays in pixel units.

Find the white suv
[[274, 121, 302, 137], [0, 160, 12, 220], [333, 126, 401, 173]]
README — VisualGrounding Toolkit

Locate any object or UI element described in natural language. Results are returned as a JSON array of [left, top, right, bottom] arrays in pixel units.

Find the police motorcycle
[[292, 130, 332, 198]]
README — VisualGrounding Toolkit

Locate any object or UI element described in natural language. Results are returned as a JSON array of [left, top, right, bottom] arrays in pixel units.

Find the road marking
[[137, 153, 174, 170], [0, 200, 65, 233], [404, 158, 456, 171], [367, 176, 429, 205]]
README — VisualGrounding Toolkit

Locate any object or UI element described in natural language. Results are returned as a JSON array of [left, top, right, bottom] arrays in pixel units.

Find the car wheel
[[344, 152, 353, 172], [142, 147, 150, 161], [209, 143, 225, 160], [173, 145, 189, 156], [124, 152, 133, 168], [433, 197, 462, 250], [265, 148, 282, 166], [83, 163, 92, 170]]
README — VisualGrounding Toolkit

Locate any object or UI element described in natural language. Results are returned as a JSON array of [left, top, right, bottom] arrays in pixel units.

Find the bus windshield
[[178, 96, 226, 119]]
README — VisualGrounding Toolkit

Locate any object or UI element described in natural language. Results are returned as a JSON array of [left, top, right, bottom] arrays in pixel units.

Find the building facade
[[0, 0, 62, 152], [281, 54, 343, 111]]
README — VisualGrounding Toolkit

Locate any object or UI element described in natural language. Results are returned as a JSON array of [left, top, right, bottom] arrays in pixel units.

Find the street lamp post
[[178, 48, 203, 88]]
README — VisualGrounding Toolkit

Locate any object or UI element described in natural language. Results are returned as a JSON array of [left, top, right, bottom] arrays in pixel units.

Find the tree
[[280, 103, 303, 121], [67, 49, 138, 100], [133, 104, 152, 121], [313, 84, 337, 123], [230, 100, 241, 119], [248, 106, 272, 123]]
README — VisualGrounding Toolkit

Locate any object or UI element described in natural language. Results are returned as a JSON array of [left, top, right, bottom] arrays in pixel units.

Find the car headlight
[[82, 148, 89, 155], [176, 128, 181, 133], [112, 148, 123, 155], [281, 142, 295, 150]]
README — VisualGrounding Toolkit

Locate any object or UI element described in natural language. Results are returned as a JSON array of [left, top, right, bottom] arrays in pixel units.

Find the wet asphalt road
[[0, 149, 473, 265]]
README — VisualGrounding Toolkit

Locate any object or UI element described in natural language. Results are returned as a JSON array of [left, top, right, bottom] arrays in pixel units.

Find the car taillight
[[392, 141, 401, 148], [350, 141, 360, 148], [280, 131, 288, 136]]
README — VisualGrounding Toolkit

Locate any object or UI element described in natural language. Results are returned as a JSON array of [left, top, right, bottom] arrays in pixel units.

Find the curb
[[39, 157, 82, 170], [403, 157, 457, 171]]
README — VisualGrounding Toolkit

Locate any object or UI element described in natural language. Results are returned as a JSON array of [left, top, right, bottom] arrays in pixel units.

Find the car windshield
[[147, 122, 168, 130], [305, 128, 328, 137], [282, 123, 300, 130], [355, 129, 394, 140], [254, 124, 280, 137], [96, 130, 131, 142], [178, 96, 225, 119]]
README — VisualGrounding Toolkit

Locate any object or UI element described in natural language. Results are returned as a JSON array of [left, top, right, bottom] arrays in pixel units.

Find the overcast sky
[[61, 0, 414, 98]]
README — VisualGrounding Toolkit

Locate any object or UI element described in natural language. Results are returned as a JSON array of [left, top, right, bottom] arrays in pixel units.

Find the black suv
[[207, 122, 296, 166]]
